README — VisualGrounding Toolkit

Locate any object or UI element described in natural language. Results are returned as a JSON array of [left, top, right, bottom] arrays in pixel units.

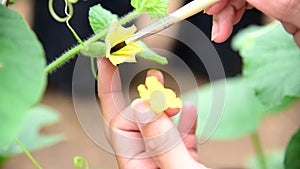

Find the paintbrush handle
[[126, 0, 220, 43], [170, 0, 220, 21]]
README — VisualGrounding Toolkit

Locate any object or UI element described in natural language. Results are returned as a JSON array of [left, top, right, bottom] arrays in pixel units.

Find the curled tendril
[[48, 0, 74, 22], [49, 0, 83, 45]]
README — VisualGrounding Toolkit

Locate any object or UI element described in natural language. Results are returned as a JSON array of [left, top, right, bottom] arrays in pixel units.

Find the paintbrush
[[111, 0, 220, 52]]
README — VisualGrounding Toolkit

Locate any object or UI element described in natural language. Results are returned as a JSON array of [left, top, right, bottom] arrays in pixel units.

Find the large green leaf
[[284, 127, 300, 169], [0, 105, 63, 159], [232, 22, 300, 108], [0, 5, 46, 147], [183, 77, 267, 140]]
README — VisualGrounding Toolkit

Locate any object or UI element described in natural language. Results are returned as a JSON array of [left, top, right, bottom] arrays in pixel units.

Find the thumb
[[131, 99, 199, 169]]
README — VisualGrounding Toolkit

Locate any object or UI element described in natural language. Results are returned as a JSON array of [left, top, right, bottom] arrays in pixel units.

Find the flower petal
[[145, 76, 164, 91], [106, 19, 137, 49], [167, 97, 182, 109], [163, 88, 177, 98], [108, 54, 137, 66], [112, 43, 144, 57], [137, 75, 182, 113], [105, 20, 141, 66], [137, 84, 150, 99]]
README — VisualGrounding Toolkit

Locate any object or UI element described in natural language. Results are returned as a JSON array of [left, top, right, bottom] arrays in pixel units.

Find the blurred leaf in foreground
[[0, 5, 46, 147], [233, 22, 300, 108], [183, 77, 265, 140], [182, 77, 294, 140], [0, 106, 63, 159]]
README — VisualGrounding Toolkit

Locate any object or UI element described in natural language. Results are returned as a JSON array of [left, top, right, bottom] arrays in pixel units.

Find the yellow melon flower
[[105, 20, 144, 66], [137, 76, 182, 113]]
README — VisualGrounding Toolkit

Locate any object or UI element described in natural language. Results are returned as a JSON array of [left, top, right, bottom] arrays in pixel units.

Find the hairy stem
[[15, 137, 43, 169], [45, 9, 143, 74], [251, 132, 267, 169], [45, 45, 83, 74], [119, 9, 143, 25]]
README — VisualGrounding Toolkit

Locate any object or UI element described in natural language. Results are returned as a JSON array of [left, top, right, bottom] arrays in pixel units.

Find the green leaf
[[284, 127, 300, 169], [179, 76, 295, 140], [88, 4, 118, 34], [136, 41, 168, 64], [183, 77, 267, 139], [248, 151, 284, 169], [81, 41, 106, 58], [131, 0, 169, 18], [0, 105, 63, 157], [0, 5, 46, 147], [183, 77, 266, 139], [232, 22, 300, 108]]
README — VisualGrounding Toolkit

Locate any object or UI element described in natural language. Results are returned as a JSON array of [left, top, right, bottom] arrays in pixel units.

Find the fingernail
[[211, 21, 218, 41], [147, 69, 163, 83], [132, 99, 157, 124], [147, 69, 160, 76]]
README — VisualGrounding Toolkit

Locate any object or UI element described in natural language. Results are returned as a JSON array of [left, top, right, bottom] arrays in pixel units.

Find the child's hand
[[97, 58, 208, 169]]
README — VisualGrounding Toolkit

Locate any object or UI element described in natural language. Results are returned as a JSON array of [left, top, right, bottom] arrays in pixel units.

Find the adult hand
[[97, 58, 208, 169], [206, 0, 300, 47]]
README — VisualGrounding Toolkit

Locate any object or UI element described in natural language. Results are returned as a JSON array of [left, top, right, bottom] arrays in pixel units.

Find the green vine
[[45, 3, 144, 74], [14, 137, 43, 169], [45, 45, 83, 73]]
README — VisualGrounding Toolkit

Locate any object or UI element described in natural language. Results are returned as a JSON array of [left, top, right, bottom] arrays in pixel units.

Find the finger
[[178, 103, 197, 143], [247, 0, 300, 27], [178, 102, 199, 161], [108, 104, 149, 167], [229, 0, 246, 11], [147, 69, 164, 84], [109, 117, 143, 158], [109, 110, 143, 158], [205, 0, 229, 14], [165, 108, 180, 117], [282, 22, 300, 48], [132, 99, 198, 169], [97, 58, 126, 122], [211, 5, 235, 42], [233, 5, 246, 25], [293, 30, 300, 48], [282, 22, 298, 35], [246, 3, 253, 9]]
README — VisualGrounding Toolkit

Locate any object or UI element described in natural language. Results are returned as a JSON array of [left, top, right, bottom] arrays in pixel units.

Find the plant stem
[[15, 137, 43, 169], [45, 9, 144, 74], [251, 132, 267, 169], [45, 45, 83, 74], [119, 9, 143, 25]]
